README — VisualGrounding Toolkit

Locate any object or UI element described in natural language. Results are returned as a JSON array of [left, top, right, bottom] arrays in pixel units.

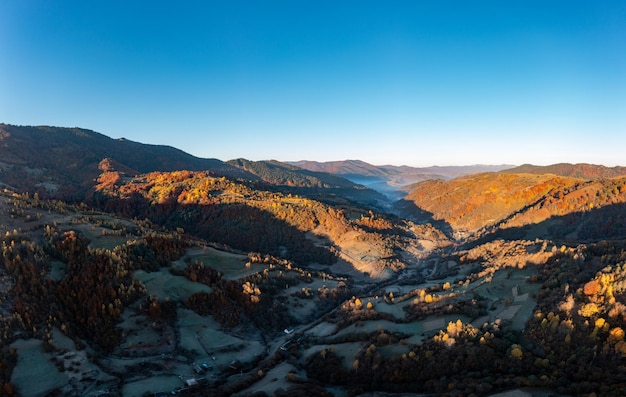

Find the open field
[[471, 267, 541, 330], [47, 260, 66, 281], [68, 216, 138, 250], [280, 278, 341, 322], [306, 321, 337, 337], [122, 375, 184, 397], [366, 297, 411, 318], [233, 362, 301, 397], [10, 339, 68, 397], [178, 309, 240, 351], [134, 268, 212, 300], [179, 246, 262, 279]]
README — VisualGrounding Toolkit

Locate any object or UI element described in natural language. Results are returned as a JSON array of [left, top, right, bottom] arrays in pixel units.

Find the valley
[[1, 125, 626, 396], [0, 191, 555, 397]]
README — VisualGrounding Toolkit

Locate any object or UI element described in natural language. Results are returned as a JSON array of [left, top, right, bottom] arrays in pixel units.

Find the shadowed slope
[[228, 158, 389, 208]]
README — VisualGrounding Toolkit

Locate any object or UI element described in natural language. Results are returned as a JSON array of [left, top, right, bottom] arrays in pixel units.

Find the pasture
[[134, 268, 212, 301]]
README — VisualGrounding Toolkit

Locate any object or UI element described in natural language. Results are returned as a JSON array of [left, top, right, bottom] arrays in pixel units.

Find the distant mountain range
[[503, 163, 626, 179], [0, 124, 247, 198], [290, 159, 515, 198], [290, 159, 513, 181]]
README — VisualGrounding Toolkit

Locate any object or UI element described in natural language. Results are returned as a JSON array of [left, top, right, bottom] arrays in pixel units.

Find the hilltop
[[0, 124, 250, 198]]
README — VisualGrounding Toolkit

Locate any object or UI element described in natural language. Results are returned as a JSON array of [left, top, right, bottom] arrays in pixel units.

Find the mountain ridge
[[290, 159, 515, 180], [0, 124, 392, 209], [0, 123, 252, 197], [502, 162, 626, 179], [290, 159, 516, 198]]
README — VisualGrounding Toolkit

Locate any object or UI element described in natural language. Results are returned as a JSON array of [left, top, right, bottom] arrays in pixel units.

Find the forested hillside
[[0, 124, 387, 209], [0, 191, 364, 395], [227, 159, 388, 208], [400, 172, 626, 241], [92, 170, 439, 276], [0, 124, 253, 199], [227, 159, 359, 189]]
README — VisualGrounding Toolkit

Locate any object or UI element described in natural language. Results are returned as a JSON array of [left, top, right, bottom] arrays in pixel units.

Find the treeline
[[305, 318, 519, 395], [0, 235, 49, 397]]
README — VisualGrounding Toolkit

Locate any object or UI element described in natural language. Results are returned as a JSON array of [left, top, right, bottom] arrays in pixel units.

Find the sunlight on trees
[[579, 303, 599, 317], [509, 344, 523, 360]]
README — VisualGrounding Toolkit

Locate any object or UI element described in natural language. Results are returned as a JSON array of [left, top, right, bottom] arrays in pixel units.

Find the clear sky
[[1, 1, 625, 167]]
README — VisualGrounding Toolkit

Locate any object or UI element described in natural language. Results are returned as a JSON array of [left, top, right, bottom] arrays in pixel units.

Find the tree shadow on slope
[[95, 193, 337, 266], [392, 198, 454, 238], [469, 202, 626, 247]]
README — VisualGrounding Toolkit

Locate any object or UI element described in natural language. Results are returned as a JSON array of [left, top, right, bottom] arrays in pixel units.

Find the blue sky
[[1, 1, 625, 166]]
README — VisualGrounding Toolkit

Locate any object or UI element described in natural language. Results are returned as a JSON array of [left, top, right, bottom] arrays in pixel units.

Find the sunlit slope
[[401, 172, 626, 238], [94, 170, 446, 276]]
